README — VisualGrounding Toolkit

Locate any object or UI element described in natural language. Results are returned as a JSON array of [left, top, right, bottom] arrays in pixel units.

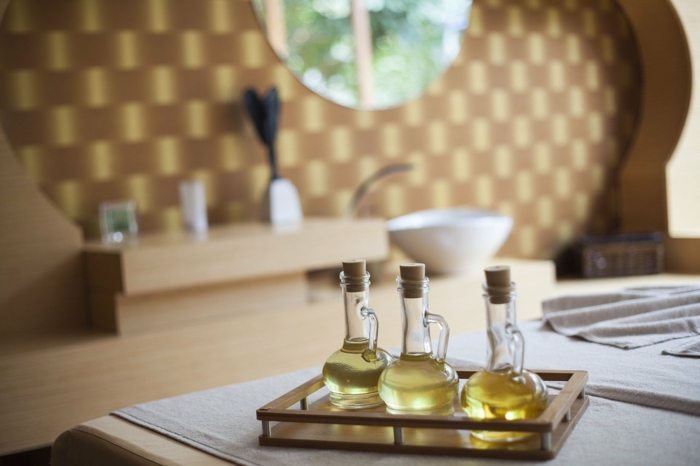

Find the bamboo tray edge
[[257, 368, 589, 461]]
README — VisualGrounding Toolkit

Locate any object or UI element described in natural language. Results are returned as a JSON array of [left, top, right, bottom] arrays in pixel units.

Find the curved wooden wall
[[616, 0, 700, 272], [616, 0, 691, 233], [0, 0, 86, 336]]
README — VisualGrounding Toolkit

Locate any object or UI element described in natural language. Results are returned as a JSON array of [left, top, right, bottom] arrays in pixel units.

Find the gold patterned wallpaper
[[0, 0, 640, 259]]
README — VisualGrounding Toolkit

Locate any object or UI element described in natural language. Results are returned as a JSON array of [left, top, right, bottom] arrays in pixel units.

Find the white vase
[[260, 178, 303, 226]]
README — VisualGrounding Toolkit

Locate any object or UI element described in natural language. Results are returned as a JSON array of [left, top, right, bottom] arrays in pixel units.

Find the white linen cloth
[[114, 321, 700, 465], [542, 285, 700, 355]]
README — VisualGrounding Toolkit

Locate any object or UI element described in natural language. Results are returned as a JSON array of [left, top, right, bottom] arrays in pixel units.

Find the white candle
[[179, 180, 208, 233]]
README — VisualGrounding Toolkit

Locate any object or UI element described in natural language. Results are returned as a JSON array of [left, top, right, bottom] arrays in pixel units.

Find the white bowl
[[386, 208, 513, 276]]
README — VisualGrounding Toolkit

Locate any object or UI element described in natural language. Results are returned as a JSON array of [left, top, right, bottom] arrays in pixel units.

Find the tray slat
[[257, 369, 589, 460]]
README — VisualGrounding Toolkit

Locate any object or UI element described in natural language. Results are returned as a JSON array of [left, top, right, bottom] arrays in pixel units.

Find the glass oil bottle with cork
[[322, 260, 394, 409], [378, 263, 459, 415], [461, 265, 548, 442]]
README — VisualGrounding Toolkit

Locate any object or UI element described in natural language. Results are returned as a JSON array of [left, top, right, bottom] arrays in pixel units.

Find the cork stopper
[[485, 265, 511, 288], [400, 263, 425, 281], [484, 265, 514, 304], [399, 263, 427, 298], [341, 259, 368, 292], [342, 259, 366, 278]]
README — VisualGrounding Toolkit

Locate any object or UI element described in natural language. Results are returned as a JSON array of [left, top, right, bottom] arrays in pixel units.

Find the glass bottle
[[378, 263, 459, 415], [322, 260, 394, 409], [461, 265, 548, 442]]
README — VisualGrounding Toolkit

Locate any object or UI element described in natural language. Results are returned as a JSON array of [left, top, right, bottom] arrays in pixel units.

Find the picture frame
[[99, 200, 138, 243]]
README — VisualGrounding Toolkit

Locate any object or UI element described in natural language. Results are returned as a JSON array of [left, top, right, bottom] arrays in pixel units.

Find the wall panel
[[0, 0, 642, 259]]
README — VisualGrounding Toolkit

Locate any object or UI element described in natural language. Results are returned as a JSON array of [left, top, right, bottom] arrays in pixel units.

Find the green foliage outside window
[[252, 0, 471, 109]]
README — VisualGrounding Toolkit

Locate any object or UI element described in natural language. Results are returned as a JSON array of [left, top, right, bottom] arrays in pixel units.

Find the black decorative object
[[243, 87, 280, 180], [243, 86, 303, 225]]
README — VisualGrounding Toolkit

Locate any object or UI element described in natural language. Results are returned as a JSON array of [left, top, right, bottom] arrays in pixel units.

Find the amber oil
[[462, 369, 547, 441], [378, 353, 458, 415], [322, 260, 393, 409], [378, 264, 458, 415], [460, 266, 547, 442], [323, 339, 394, 409]]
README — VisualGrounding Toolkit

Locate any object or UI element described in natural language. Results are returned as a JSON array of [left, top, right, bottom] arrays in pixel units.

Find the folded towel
[[662, 337, 700, 358], [542, 285, 700, 355]]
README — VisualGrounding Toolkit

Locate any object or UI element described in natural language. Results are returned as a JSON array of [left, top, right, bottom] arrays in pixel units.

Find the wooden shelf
[[84, 217, 389, 296], [83, 217, 388, 334]]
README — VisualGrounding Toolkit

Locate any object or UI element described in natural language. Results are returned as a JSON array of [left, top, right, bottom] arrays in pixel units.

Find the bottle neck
[[397, 278, 431, 357], [340, 272, 370, 343], [342, 287, 369, 342], [484, 291, 517, 372]]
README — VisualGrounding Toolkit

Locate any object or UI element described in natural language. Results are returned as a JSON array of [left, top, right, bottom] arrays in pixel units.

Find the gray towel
[[663, 338, 700, 358], [542, 284, 700, 354]]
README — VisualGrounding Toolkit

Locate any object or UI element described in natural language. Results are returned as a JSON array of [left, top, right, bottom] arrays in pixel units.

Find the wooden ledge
[[84, 217, 389, 296], [83, 217, 389, 334]]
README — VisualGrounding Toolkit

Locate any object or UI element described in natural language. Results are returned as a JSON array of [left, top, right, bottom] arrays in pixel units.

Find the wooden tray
[[257, 368, 589, 460]]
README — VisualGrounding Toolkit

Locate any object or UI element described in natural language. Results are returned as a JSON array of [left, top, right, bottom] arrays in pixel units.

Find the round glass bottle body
[[461, 282, 547, 442], [322, 271, 393, 409], [378, 271, 458, 415]]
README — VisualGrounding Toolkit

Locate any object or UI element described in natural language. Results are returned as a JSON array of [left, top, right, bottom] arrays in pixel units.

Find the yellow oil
[[378, 353, 459, 415], [322, 339, 394, 409], [461, 369, 547, 442]]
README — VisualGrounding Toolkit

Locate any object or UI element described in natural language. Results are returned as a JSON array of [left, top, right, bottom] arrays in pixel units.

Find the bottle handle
[[425, 312, 450, 363], [360, 306, 378, 361], [508, 325, 524, 375]]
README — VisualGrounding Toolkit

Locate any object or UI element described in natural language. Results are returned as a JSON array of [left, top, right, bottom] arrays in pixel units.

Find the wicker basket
[[574, 232, 664, 278]]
